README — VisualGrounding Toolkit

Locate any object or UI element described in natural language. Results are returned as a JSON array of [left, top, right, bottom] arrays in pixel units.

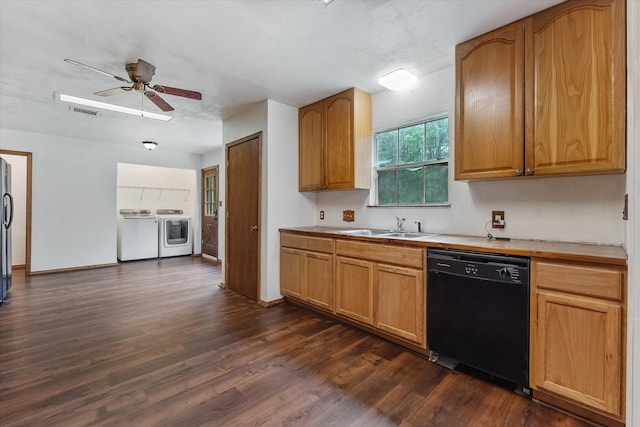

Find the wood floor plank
[[0, 257, 590, 426]]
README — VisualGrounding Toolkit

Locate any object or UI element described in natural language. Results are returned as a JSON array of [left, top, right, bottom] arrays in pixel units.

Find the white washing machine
[[156, 209, 192, 258], [117, 209, 159, 261]]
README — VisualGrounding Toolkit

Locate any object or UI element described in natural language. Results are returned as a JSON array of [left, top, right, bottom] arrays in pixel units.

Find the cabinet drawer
[[533, 260, 623, 301], [280, 233, 334, 253], [336, 240, 423, 269]]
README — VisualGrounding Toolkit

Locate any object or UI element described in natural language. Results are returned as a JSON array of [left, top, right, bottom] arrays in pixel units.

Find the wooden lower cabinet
[[375, 263, 424, 346], [280, 233, 334, 311], [336, 256, 374, 324], [531, 259, 626, 423]]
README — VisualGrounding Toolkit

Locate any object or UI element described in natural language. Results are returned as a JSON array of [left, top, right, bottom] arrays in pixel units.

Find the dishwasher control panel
[[428, 249, 529, 285]]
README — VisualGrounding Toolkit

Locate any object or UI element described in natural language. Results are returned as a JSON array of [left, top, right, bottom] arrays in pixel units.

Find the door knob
[[250, 225, 258, 231]]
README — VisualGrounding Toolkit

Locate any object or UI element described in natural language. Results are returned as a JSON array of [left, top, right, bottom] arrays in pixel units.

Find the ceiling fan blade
[[152, 85, 202, 100], [94, 86, 132, 97], [64, 59, 131, 83], [145, 91, 174, 112], [135, 59, 156, 83]]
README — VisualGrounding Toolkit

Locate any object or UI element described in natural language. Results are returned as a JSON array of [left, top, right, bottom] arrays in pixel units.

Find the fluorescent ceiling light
[[378, 69, 417, 91], [56, 93, 172, 122]]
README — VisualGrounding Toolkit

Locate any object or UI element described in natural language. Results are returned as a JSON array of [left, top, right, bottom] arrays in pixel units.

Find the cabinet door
[[280, 248, 304, 299], [532, 290, 622, 417], [336, 256, 373, 324], [375, 264, 424, 346], [324, 90, 354, 189], [305, 252, 334, 311], [299, 100, 324, 191], [525, 0, 625, 176], [455, 22, 525, 180]]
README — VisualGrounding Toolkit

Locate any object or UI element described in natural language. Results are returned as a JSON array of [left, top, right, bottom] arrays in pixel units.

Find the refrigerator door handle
[[3, 193, 13, 229]]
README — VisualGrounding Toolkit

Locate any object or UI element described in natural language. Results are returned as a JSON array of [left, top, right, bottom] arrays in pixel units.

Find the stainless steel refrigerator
[[1, 156, 13, 303]]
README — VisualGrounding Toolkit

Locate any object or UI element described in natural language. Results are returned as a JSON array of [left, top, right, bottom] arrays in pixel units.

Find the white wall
[[626, 1, 639, 424], [208, 99, 316, 302], [316, 66, 627, 245], [117, 163, 197, 221], [0, 128, 203, 272], [264, 99, 316, 301], [1, 154, 27, 266]]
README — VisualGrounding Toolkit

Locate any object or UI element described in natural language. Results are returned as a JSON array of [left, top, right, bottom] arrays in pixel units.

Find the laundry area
[[116, 163, 197, 261]]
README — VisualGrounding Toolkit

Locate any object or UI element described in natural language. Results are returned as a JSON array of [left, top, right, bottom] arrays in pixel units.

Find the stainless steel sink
[[379, 232, 438, 239], [338, 229, 393, 236]]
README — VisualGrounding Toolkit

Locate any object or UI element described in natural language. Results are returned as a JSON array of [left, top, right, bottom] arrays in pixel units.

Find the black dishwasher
[[427, 248, 530, 394]]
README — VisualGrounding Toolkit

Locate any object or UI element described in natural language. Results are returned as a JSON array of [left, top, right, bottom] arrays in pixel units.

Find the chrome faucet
[[395, 216, 406, 231]]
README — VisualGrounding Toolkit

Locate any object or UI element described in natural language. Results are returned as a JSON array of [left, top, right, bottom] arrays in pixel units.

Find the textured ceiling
[[0, 0, 564, 154]]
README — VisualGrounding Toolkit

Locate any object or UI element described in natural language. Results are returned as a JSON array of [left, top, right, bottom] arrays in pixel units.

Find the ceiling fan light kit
[[64, 58, 202, 112], [142, 141, 158, 151]]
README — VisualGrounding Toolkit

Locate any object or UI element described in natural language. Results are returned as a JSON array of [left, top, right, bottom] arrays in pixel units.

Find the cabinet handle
[[250, 225, 258, 231], [525, 168, 534, 175], [515, 169, 523, 176]]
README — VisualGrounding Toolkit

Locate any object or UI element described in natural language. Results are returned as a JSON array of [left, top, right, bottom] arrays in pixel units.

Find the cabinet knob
[[515, 169, 523, 176], [525, 168, 534, 175]]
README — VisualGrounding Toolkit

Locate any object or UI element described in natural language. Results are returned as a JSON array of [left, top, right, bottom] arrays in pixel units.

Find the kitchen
[[0, 0, 638, 425]]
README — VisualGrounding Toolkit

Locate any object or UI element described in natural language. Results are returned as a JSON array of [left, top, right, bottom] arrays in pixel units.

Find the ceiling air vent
[[69, 106, 100, 116]]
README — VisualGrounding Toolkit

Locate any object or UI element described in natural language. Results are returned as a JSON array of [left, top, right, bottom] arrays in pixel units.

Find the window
[[375, 116, 449, 205]]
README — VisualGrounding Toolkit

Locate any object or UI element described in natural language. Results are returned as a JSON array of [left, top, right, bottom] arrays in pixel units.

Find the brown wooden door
[[525, 0, 625, 176], [454, 22, 525, 180], [201, 165, 219, 259], [226, 133, 261, 301]]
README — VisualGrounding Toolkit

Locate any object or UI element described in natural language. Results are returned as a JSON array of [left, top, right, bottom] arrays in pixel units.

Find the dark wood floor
[[0, 257, 589, 426]]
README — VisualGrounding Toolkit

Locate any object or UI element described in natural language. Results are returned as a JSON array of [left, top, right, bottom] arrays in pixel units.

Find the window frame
[[371, 114, 451, 208]]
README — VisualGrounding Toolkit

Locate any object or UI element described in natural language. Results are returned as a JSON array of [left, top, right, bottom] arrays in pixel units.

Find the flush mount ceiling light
[[142, 141, 158, 151], [319, 0, 335, 5], [378, 69, 417, 91], [56, 93, 172, 122]]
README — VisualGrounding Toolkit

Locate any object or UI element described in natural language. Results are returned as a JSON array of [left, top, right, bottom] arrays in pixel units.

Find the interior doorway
[[0, 150, 32, 276], [225, 132, 261, 301], [201, 165, 219, 260]]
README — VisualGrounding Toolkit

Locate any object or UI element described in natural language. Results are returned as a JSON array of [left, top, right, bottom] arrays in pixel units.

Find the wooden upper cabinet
[[525, 0, 626, 176], [299, 101, 324, 191], [455, 0, 625, 181], [298, 88, 372, 191], [455, 22, 525, 180]]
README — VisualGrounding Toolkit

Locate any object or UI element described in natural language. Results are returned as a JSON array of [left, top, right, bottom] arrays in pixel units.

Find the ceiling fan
[[64, 58, 202, 112]]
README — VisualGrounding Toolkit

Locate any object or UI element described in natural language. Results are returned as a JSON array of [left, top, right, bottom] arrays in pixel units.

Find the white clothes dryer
[[156, 209, 192, 258], [117, 209, 158, 261]]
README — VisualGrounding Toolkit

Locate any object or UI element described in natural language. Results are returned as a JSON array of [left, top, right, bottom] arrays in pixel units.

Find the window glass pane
[[399, 124, 425, 164], [424, 164, 448, 203], [426, 117, 449, 161], [398, 167, 423, 204], [376, 130, 398, 166], [377, 169, 396, 204]]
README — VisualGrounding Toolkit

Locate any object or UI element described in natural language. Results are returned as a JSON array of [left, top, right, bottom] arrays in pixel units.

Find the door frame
[[0, 149, 32, 276], [201, 164, 219, 262], [224, 131, 262, 302]]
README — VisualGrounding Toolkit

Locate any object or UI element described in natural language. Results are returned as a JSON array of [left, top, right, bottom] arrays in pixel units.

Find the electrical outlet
[[492, 210, 505, 229], [320, 210, 325, 220], [343, 210, 355, 222]]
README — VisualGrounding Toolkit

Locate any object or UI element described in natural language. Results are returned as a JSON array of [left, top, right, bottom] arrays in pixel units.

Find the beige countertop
[[279, 226, 628, 266]]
